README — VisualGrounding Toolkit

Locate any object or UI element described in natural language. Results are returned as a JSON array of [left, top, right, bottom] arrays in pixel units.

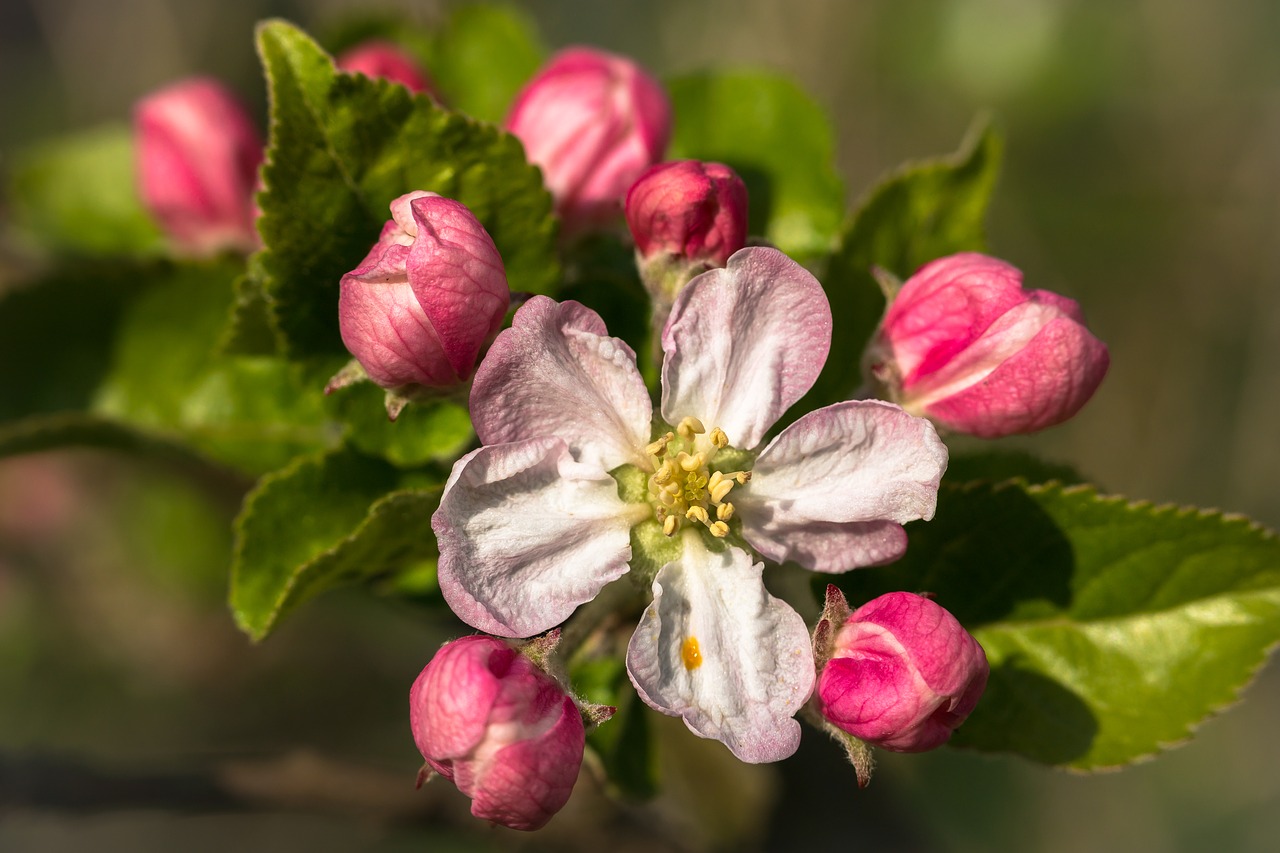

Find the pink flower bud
[[134, 77, 263, 255], [337, 192, 509, 395], [505, 47, 671, 237], [625, 160, 748, 268], [867, 252, 1110, 438], [410, 635, 585, 831], [817, 592, 988, 753], [336, 40, 434, 94]]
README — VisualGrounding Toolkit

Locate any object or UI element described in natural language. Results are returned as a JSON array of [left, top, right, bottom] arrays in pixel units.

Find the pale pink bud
[[817, 592, 988, 753], [134, 77, 263, 255], [505, 47, 671, 237], [336, 40, 434, 94], [867, 252, 1110, 438], [337, 192, 509, 394], [625, 160, 748, 268], [410, 635, 585, 831]]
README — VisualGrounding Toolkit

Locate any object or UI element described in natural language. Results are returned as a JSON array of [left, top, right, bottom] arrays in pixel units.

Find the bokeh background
[[2, 0, 1279, 850]]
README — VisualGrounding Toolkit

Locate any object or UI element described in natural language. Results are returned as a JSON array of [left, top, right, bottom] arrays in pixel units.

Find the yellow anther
[[731, 471, 751, 485], [708, 521, 730, 538], [716, 502, 735, 521], [663, 481, 682, 498], [645, 433, 673, 458], [709, 427, 728, 449], [679, 452, 706, 472], [663, 514, 679, 536], [710, 479, 735, 504], [677, 416, 706, 439], [686, 506, 710, 525], [652, 461, 675, 486]]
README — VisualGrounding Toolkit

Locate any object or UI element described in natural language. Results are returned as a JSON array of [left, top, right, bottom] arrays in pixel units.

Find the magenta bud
[[817, 592, 988, 753], [867, 252, 1110, 438], [410, 635, 585, 831], [336, 40, 434, 94], [337, 191, 509, 396], [506, 47, 671, 238], [625, 160, 748, 268], [133, 77, 263, 256]]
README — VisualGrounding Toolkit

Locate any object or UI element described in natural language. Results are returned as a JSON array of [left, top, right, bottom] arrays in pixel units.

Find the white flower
[[432, 247, 948, 762]]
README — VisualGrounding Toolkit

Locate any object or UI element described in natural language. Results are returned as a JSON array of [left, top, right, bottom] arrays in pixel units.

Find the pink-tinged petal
[[881, 253, 1027, 384], [410, 636, 505, 764], [406, 194, 509, 378], [922, 313, 1111, 438], [471, 296, 652, 471], [737, 400, 947, 571], [338, 257, 458, 389], [470, 699, 583, 829], [626, 538, 815, 763], [661, 247, 831, 450], [433, 437, 645, 638]]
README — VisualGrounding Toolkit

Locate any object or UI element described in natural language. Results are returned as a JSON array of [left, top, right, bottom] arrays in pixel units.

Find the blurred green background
[[2, 0, 1278, 850]]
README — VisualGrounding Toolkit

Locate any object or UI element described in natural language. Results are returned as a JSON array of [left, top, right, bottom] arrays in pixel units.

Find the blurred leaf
[[7, 123, 165, 257], [429, 4, 545, 122], [578, 657, 660, 800], [0, 263, 150, 422], [834, 481, 1280, 770], [945, 449, 1086, 486], [0, 412, 205, 464], [229, 447, 443, 641], [323, 378, 474, 468], [254, 19, 558, 358], [668, 71, 844, 262], [800, 117, 1003, 413], [92, 261, 333, 475]]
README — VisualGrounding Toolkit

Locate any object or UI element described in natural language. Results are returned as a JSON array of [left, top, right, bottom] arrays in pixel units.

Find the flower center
[[645, 416, 751, 538]]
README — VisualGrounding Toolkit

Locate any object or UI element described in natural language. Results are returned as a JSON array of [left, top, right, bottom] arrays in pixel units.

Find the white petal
[[625, 537, 815, 763], [433, 436, 646, 637], [471, 296, 652, 471], [738, 400, 947, 571], [660, 247, 831, 450]]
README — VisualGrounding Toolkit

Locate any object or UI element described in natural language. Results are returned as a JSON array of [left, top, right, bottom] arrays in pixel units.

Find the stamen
[[652, 460, 675, 486], [708, 521, 730, 538], [716, 502, 734, 521], [685, 506, 710, 525], [710, 479, 734, 504], [678, 452, 706, 472], [677, 416, 706, 440], [645, 432, 673, 458], [709, 427, 728, 449], [663, 514, 679, 536]]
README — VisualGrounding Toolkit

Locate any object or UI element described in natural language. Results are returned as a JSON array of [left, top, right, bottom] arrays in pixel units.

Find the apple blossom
[[505, 47, 670, 237], [816, 591, 988, 752], [432, 247, 948, 763], [332, 191, 509, 416], [865, 252, 1110, 438], [134, 77, 263, 255], [410, 635, 584, 831]]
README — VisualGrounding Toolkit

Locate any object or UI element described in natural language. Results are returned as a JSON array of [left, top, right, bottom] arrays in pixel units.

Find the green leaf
[[0, 262, 150, 422], [7, 124, 165, 258], [800, 117, 1003, 413], [91, 261, 333, 475], [834, 481, 1280, 770], [230, 447, 443, 641], [254, 19, 558, 358], [429, 4, 545, 123], [668, 71, 844, 262], [322, 377, 474, 468], [945, 449, 1086, 486]]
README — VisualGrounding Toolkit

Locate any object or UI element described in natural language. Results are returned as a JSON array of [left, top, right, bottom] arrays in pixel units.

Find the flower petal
[[471, 296, 652, 471], [660, 247, 831, 450], [433, 436, 645, 637], [626, 538, 814, 763], [737, 400, 947, 571]]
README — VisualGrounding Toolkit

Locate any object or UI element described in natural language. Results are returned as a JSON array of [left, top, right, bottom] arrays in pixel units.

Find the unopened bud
[[816, 591, 988, 753], [409, 635, 585, 831], [866, 253, 1110, 438], [133, 77, 263, 255], [505, 47, 670, 238]]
